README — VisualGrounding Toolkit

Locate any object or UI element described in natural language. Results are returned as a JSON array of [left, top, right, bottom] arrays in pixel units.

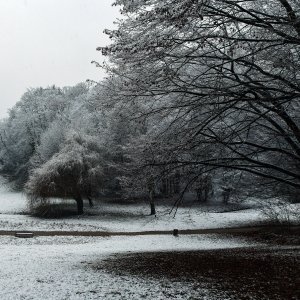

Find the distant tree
[[0, 86, 67, 188], [0, 83, 96, 190]]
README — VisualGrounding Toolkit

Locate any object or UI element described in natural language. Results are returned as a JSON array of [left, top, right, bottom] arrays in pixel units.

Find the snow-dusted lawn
[[0, 185, 262, 299], [0, 234, 256, 300], [0, 185, 298, 299], [0, 188, 27, 215], [0, 185, 265, 232]]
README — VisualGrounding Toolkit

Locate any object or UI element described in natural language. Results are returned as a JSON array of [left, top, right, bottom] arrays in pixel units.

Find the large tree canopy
[[98, 0, 300, 196], [1, 0, 299, 215]]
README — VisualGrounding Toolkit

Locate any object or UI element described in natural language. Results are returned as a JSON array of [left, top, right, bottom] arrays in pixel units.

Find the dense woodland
[[0, 0, 299, 215]]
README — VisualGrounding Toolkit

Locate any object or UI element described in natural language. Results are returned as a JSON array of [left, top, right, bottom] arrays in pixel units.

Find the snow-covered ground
[[0, 185, 27, 215], [0, 184, 298, 299], [0, 234, 257, 300], [0, 184, 265, 232]]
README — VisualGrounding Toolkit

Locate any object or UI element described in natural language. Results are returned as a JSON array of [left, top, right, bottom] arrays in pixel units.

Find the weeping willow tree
[[26, 133, 106, 215]]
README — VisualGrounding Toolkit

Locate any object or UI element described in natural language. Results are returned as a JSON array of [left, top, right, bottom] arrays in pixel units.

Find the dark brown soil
[[235, 229, 300, 246], [97, 247, 300, 300]]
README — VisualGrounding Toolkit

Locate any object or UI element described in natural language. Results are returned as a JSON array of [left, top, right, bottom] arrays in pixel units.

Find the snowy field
[[0, 184, 298, 299], [0, 234, 259, 300], [0, 183, 266, 233]]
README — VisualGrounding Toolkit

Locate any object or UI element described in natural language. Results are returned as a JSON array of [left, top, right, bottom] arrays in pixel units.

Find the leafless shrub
[[260, 199, 300, 226]]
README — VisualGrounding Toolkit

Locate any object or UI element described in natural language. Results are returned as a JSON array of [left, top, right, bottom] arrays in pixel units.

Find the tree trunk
[[149, 190, 156, 215], [204, 186, 209, 202], [196, 188, 203, 202], [150, 201, 156, 215], [222, 189, 231, 205], [87, 196, 94, 208], [75, 194, 84, 215]]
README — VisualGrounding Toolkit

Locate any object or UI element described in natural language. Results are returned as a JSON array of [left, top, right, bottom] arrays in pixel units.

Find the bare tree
[[98, 0, 300, 197]]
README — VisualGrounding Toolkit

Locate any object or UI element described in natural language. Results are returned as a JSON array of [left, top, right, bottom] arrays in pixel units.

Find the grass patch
[[96, 247, 300, 300]]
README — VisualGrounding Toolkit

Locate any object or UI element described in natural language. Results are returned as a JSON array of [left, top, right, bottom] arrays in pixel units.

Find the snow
[[0, 185, 296, 299], [0, 185, 27, 215], [0, 207, 264, 232], [0, 185, 265, 232], [0, 234, 255, 300]]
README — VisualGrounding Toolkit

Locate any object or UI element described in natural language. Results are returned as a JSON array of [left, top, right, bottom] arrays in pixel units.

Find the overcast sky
[[0, 0, 119, 118]]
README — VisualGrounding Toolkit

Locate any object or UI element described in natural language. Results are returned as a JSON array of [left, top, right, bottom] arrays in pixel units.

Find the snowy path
[[1, 224, 298, 237]]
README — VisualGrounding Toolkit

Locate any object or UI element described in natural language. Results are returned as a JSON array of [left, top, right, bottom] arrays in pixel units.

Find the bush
[[260, 199, 300, 226], [27, 197, 78, 218]]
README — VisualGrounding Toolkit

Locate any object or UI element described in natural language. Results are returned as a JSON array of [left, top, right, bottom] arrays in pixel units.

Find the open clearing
[[0, 185, 269, 233]]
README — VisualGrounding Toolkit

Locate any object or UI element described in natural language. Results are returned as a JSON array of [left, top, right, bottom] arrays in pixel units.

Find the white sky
[[0, 0, 120, 118]]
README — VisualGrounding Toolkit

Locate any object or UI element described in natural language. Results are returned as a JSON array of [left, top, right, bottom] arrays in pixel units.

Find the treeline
[[1, 0, 300, 214], [0, 84, 145, 214]]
